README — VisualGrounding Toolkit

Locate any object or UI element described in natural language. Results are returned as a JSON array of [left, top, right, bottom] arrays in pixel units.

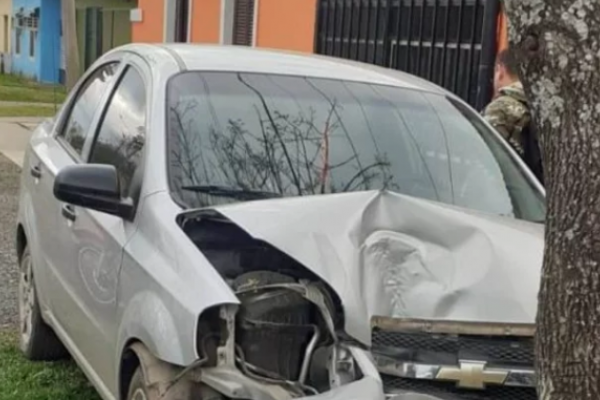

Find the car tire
[[18, 245, 68, 361], [126, 368, 157, 400], [126, 365, 223, 400]]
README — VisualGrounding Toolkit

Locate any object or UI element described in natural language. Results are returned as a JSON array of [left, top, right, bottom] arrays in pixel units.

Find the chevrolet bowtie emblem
[[436, 360, 508, 389]]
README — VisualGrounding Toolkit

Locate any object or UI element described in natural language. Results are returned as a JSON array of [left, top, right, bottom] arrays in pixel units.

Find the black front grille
[[372, 329, 534, 366], [383, 375, 537, 400]]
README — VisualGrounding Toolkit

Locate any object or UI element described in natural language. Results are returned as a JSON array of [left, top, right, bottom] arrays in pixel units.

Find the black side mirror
[[53, 164, 134, 220]]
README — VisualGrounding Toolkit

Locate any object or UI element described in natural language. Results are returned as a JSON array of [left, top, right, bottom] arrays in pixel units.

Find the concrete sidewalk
[[0, 117, 45, 167]]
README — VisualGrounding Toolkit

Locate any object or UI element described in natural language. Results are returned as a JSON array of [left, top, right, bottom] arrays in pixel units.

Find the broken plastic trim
[[371, 316, 536, 337], [217, 305, 238, 367]]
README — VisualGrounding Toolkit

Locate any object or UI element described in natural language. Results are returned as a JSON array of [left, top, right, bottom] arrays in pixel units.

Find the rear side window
[[58, 63, 119, 156], [89, 66, 147, 198]]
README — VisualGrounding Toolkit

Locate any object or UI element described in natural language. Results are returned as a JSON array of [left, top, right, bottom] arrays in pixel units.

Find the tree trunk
[[502, 1, 600, 399], [61, 0, 80, 91]]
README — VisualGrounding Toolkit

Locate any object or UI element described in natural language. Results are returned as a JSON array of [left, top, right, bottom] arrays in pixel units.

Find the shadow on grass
[[0, 330, 101, 400]]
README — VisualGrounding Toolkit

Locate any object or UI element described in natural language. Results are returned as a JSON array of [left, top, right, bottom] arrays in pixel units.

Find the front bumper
[[200, 346, 389, 400]]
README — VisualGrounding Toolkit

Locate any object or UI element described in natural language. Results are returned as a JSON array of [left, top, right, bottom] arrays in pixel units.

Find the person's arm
[[483, 97, 511, 138], [483, 97, 526, 156]]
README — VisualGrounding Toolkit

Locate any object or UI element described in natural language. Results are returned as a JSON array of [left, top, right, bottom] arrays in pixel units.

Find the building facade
[[132, 0, 318, 53], [11, 0, 60, 82], [75, 0, 136, 74], [10, 0, 135, 83], [6, 0, 509, 104], [131, 0, 508, 109]]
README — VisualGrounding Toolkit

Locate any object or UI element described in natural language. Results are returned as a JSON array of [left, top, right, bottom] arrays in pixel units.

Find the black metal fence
[[314, 0, 501, 110]]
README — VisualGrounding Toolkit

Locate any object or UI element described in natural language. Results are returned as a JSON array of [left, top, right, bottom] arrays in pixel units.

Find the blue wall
[[11, 0, 40, 80], [12, 0, 61, 83], [39, 0, 61, 83]]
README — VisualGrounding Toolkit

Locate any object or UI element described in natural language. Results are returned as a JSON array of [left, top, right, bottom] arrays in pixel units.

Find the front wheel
[[126, 368, 160, 400], [126, 365, 223, 400], [18, 245, 68, 361]]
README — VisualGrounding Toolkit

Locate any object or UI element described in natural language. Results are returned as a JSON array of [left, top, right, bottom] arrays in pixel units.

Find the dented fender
[[116, 291, 186, 368]]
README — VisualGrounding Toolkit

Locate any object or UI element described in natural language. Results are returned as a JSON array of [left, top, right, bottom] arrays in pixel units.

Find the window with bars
[[232, 0, 255, 46], [14, 15, 38, 29], [26, 16, 39, 28], [29, 29, 37, 57], [13, 10, 39, 57], [15, 27, 21, 54]]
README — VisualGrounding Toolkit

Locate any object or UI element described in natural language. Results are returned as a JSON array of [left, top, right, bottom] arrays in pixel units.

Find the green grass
[[0, 73, 64, 90], [0, 85, 66, 104], [0, 74, 66, 104], [0, 104, 58, 117], [0, 330, 100, 400]]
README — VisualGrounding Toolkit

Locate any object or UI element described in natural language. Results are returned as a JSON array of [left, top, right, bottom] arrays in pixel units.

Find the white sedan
[[15, 44, 545, 400]]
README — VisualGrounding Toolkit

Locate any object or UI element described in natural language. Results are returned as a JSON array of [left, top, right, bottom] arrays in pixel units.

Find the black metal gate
[[315, 0, 500, 110]]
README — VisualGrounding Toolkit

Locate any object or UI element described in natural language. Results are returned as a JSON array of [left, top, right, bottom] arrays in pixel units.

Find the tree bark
[[503, 1, 600, 399], [61, 0, 80, 91]]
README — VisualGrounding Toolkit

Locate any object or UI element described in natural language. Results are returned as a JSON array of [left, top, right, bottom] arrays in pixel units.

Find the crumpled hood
[[212, 190, 544, 346]]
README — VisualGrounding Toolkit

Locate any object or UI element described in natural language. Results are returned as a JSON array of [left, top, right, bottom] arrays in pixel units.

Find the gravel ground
[[0, 154, 20, 329]]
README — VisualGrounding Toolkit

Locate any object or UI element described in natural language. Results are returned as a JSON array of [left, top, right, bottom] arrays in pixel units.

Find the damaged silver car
[[15, 44, 545, 400]]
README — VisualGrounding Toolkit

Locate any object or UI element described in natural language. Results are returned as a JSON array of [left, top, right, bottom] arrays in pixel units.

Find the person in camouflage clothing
[[483, 49, 531, 158]]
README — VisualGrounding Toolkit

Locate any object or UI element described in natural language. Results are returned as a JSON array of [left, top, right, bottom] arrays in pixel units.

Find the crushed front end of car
[[175, 190, 543, 400], [193, 303, 387, 400], [177, 209, 388, 399]]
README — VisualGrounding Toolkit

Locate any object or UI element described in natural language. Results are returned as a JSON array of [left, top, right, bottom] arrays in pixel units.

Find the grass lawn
[[0, 330, 100, 400], [0, 104, 58, 117], [0, 74, 67, 104]]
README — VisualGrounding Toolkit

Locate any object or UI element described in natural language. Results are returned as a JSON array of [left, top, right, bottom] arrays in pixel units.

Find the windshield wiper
[[181, 185, 282, 201]]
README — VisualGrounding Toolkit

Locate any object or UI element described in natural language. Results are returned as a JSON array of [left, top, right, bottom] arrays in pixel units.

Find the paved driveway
[[0, 118, 40, 328], [0, 117, 39, 167]]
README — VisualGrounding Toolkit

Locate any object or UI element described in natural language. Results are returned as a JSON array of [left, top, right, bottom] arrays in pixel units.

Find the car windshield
[[166, 71, 546, 223]]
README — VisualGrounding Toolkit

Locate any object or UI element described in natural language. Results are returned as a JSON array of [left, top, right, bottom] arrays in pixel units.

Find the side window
[[89, 66, 147, 199], [59, 63, 120, 156]]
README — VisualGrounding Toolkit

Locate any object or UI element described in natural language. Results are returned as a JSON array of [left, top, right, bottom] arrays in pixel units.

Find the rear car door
[[57, 60, 149, 389], [29, 60, 122, 326]]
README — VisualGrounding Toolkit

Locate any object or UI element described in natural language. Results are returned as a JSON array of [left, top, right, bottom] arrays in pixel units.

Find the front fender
[[116, 291, 187, 368], [115, 191, 241, 370]]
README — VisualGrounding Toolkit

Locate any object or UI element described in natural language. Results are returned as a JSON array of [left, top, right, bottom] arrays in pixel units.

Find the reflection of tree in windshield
[[165, 71, 546, 223], [169, 96, 395, 204]]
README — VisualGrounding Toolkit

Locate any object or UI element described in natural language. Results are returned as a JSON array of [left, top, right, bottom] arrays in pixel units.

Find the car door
[[29, 59, 123, 327], [57, 60, 149, 389]]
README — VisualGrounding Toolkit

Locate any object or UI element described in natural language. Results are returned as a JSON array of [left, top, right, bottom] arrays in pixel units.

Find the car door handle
[[61, 204, 77, 222], [30, 165, 42, 178]]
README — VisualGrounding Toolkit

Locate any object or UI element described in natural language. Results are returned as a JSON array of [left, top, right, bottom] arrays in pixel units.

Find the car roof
[[119, 43, 447, 95]]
